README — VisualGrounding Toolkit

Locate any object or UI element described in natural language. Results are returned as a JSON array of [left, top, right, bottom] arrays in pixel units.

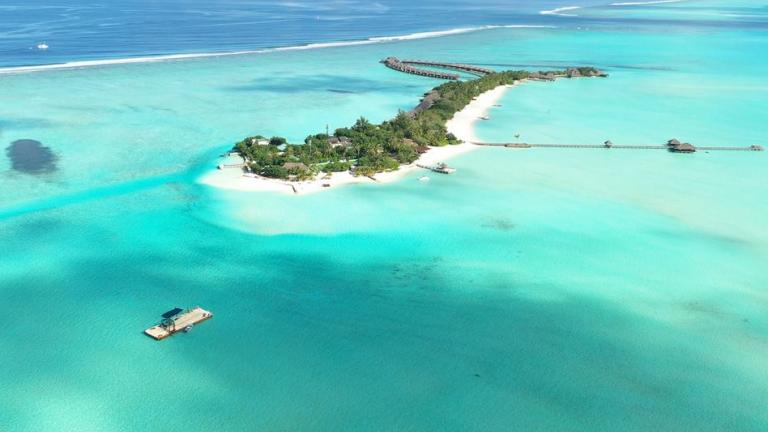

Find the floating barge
[[144, 306, 213, 340]]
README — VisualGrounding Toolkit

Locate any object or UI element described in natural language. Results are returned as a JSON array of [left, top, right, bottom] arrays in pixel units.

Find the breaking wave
[[0, 25, 556, 75], [539, 6, 582, 17]]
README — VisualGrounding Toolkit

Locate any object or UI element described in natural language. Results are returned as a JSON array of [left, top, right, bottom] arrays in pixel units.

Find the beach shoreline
[[197, 82, 515, 195]]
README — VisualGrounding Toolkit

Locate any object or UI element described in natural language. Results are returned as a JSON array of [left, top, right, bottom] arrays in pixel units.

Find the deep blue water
[[0, 0, 559, 67], [2, 0, 767, 68]]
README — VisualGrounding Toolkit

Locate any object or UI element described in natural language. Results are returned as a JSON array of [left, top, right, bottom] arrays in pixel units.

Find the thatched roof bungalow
[[566, 68, 582, 78], [283, 162, 308, 171], [329, 136, 352, 148], [670, 142, 696, 153]]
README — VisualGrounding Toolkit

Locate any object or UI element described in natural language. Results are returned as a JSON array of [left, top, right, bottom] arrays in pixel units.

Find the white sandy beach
[[197, 83, 515, 195]]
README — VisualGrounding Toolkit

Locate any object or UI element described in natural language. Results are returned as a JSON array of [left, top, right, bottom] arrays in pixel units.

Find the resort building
[[666, 139, 696, 153], [283, 162, 308, 171], [566, 68, 582, 78], [670, 142, 696, 153], [329, 136, 352, 148]]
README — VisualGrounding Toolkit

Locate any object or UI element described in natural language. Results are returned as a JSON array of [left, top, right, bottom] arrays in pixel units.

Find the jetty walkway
[[473, 140, 764, 153], [218, 163, 245, 169], [399, 60, 495, 77], [417, 162, 456, 174], [382, 57, 460, 80], [382, 57, 496, 80]]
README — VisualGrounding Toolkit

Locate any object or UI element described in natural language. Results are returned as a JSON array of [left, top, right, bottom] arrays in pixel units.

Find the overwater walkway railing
[[400, 60, 495, 77], [382, 57, 461, 80], [382, 57, 496, 80], [473, 141, 764, 153]]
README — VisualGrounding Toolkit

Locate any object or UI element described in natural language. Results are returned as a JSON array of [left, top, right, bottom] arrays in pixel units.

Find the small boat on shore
[[480, 115, 490, 120]]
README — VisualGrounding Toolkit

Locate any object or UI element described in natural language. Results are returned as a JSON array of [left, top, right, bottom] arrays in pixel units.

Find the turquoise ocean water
[[1, 1, 767, 430]]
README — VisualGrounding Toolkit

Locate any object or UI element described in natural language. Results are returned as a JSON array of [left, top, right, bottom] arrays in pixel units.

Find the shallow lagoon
[[1, 4, 767, 431]]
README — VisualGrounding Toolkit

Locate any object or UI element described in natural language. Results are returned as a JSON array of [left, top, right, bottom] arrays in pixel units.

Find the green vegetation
[[574, 67, 605, 76], [233, 68, 592, 180]]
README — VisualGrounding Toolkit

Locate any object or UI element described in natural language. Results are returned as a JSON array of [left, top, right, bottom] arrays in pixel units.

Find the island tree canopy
[[233, 68, 600, 180]]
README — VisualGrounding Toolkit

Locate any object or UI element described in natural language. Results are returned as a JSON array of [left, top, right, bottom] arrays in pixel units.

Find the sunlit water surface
[[1, 1, 767, 430]]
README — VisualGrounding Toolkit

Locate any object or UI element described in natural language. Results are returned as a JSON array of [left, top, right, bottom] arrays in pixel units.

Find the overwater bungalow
[[665, 138, 696, 153], [670, 142, 696, 153]]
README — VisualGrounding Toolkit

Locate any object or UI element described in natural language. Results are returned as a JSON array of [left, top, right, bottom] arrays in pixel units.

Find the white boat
[[418, 176, 430, 182], [480, 115, 490, 120], [184, 324, 193, 332], [36, 42, 49, 50], [416, 162, 455, 174], [435, 163, 456, 174]]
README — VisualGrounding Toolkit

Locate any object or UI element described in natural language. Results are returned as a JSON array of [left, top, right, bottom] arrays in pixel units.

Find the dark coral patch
[[481, 217, 516, 231], [6, 139, 57, 174]]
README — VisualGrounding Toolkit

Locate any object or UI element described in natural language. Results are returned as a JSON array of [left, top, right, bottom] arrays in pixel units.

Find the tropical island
[[205, 66, 607, 193]]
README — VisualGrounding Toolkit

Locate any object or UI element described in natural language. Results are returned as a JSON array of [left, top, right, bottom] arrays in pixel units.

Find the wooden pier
[[417, 162, 456, 174], [218, 163, 245, 169], [382, 57, 461, 80], [382, 58, 609, 84], [473, 139, 764, 153], [145, 307, 213, 340], [399, 60, 495, 77]]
